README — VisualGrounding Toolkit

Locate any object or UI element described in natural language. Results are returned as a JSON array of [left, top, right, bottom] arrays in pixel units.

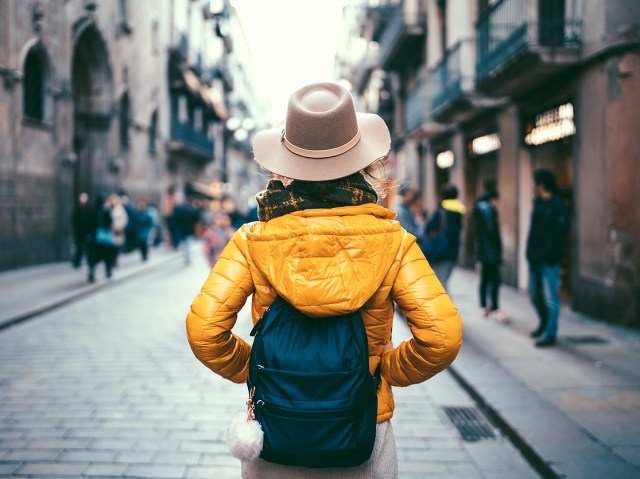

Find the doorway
[[71, 21, 113, 205], [530, 139, 574, 302]]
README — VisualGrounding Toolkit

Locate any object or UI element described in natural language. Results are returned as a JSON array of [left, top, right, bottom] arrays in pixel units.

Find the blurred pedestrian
[[526, 169, 569, 347], [71, 192, 91, 268], [394, 184, 421, 239], [147, 201, 162, 247], [130, 197, 154, 261], [173, 200, 201, 265], [109, 193, 128, 259], [423, 183, 466, 290], [87, 193, 128, 282], [120, 192, 137, 253], [243, 196, 259, 224], [473, 190, 507, 323], [202, 212, 233, 268], [186, 82, 462, 478]]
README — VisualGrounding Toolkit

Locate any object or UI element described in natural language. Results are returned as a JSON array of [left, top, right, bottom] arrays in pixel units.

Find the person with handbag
[[186, 82, 463, 478], [87, 193, 128, 282], [422, 183, 466, 290]]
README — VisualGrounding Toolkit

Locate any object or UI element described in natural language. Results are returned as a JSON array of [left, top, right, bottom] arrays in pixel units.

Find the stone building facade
[[0, 0, 270, 271], [336, 0, 640, 327]]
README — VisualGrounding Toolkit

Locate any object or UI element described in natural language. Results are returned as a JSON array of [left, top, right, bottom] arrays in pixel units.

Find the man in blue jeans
[[526, 169, 569, 347]]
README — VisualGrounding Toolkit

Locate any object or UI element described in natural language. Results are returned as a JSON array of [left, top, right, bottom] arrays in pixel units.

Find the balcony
[[168, 117, 214, 160], [352, 47, 379, 94], [378, 1, 426, 71], [404, 73, 445, 138], [475, 0, 583, 95], [428, 39, 478, 122]]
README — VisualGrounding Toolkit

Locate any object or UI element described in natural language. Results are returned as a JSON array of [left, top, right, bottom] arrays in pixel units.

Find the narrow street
[[0, 251, 537, 478]]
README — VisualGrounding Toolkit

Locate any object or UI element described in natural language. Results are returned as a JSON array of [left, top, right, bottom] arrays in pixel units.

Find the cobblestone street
[[0, 252, 537, 478]]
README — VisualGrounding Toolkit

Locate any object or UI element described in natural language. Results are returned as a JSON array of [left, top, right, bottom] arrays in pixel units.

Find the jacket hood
[[242, 204, 404, 317]]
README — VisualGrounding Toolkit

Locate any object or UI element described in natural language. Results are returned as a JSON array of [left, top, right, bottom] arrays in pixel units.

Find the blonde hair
[[268, 154, 396, 201]]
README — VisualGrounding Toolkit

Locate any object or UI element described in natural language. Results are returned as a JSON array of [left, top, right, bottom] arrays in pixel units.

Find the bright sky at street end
[[230, 0, 351, 122]]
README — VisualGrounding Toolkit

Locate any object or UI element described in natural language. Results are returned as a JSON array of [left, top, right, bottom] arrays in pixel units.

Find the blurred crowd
[[71, 190, 258, 282], [71, 168, 566, 349]]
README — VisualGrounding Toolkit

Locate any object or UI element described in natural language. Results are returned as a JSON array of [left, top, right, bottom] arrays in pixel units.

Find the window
[[118, 0, 132, 34], [119, 93, 130, 149], [23, 46, 48, 122], [149, 109, 158, 154]]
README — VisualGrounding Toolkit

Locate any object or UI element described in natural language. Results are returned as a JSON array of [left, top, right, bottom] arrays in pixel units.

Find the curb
[[448, 365, 560, 479], [0, 252, 182, 332]]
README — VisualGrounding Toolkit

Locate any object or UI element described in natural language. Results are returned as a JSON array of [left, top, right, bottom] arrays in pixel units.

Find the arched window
[[23, 45, 48, 122], [119, 92, 130, 149], [149, 109, 158, 154]]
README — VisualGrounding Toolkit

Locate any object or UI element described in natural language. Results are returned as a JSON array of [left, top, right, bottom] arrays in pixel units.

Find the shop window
[[23, 45, 49, 123], [149, 109, 158, 154], [119, 92, 131, 149]]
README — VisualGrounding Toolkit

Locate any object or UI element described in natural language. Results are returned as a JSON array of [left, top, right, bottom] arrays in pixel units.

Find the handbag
[[95, 209, 116, 246], [95, 227, 116, 246], [420, 209, 449, 261]]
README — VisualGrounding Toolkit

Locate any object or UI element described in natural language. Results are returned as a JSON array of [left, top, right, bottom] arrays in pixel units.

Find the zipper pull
[[250, 308, 270, 336]]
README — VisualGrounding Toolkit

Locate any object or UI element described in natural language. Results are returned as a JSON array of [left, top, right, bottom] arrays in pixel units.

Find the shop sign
[[470, 133, 501, 155], [436, 150, 454, 169], [525, 102, 576, 146]]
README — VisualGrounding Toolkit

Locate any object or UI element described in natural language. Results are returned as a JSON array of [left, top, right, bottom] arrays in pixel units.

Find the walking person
[[186, 82, 462, 478], [526, 169, 570, 347], [394, 184, 421, 239], [71, 192, 91, 268], [172, 200, 201, 265], [87, 193, 127, 282], [423, 183, 466, 290], [130, 197, 154, 261], [202, 212, 233, 268], [473, 190, 507, 323]]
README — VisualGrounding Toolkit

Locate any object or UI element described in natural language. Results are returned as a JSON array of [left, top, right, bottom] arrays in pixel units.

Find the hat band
[[281, 130, 361, 159]]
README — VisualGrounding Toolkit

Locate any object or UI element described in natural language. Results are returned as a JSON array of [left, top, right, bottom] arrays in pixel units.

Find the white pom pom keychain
[[227, 386, 264, 461]]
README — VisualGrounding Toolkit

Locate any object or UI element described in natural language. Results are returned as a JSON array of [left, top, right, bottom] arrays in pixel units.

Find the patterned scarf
[[256, 173, 378, 221]]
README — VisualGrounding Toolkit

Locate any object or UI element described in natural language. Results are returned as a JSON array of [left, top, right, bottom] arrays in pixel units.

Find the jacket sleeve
[[382, 241, 463, 387], [186, 230, 255, 383]]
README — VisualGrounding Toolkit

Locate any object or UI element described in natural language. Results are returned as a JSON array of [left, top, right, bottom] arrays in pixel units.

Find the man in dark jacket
[[71, 192, 91, 268], [474, 190, 507, 322], [526, 169, 569, 347]]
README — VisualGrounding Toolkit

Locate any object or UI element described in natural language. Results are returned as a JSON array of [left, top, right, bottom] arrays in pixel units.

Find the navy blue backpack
[[248, 296, 380, 468]]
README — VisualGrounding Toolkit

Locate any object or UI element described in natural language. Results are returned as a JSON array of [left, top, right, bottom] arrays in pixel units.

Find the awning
[[202, 85, 230, 121], [174, 67, 229, 121]]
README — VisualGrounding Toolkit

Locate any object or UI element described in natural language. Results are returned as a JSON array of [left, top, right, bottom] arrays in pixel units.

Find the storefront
[[521, 100, 576, 301], [462, 126, 502, 266]]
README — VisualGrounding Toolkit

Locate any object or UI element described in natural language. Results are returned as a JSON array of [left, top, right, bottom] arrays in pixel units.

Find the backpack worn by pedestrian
[[228, 296, 380, 468], [420, 208, 448, 261]]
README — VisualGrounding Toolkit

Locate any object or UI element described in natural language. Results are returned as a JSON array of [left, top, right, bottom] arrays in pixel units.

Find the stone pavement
[[0, 246, 182, 330], [0, 245, 639, 478], [446, 268, 640, 479], [0, 247, 536, 478]]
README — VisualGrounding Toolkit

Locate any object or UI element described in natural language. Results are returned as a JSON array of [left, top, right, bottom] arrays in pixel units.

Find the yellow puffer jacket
[[186, 203, 463, 423]]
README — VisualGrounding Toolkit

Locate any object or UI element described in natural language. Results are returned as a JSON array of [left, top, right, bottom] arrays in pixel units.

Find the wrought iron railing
[[429, 39, 475, 112], [476, 0, 583, 80], [170, 117, 213, 157], [377, 0, 426, 66], [405, 73, 429, 133]]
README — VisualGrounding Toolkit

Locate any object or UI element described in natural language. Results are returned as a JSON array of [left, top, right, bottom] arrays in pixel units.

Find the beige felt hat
[[253, 82, 391, 181]]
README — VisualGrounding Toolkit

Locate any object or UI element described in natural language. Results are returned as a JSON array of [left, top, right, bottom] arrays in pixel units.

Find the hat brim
[[253, 113, 390, 181]]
